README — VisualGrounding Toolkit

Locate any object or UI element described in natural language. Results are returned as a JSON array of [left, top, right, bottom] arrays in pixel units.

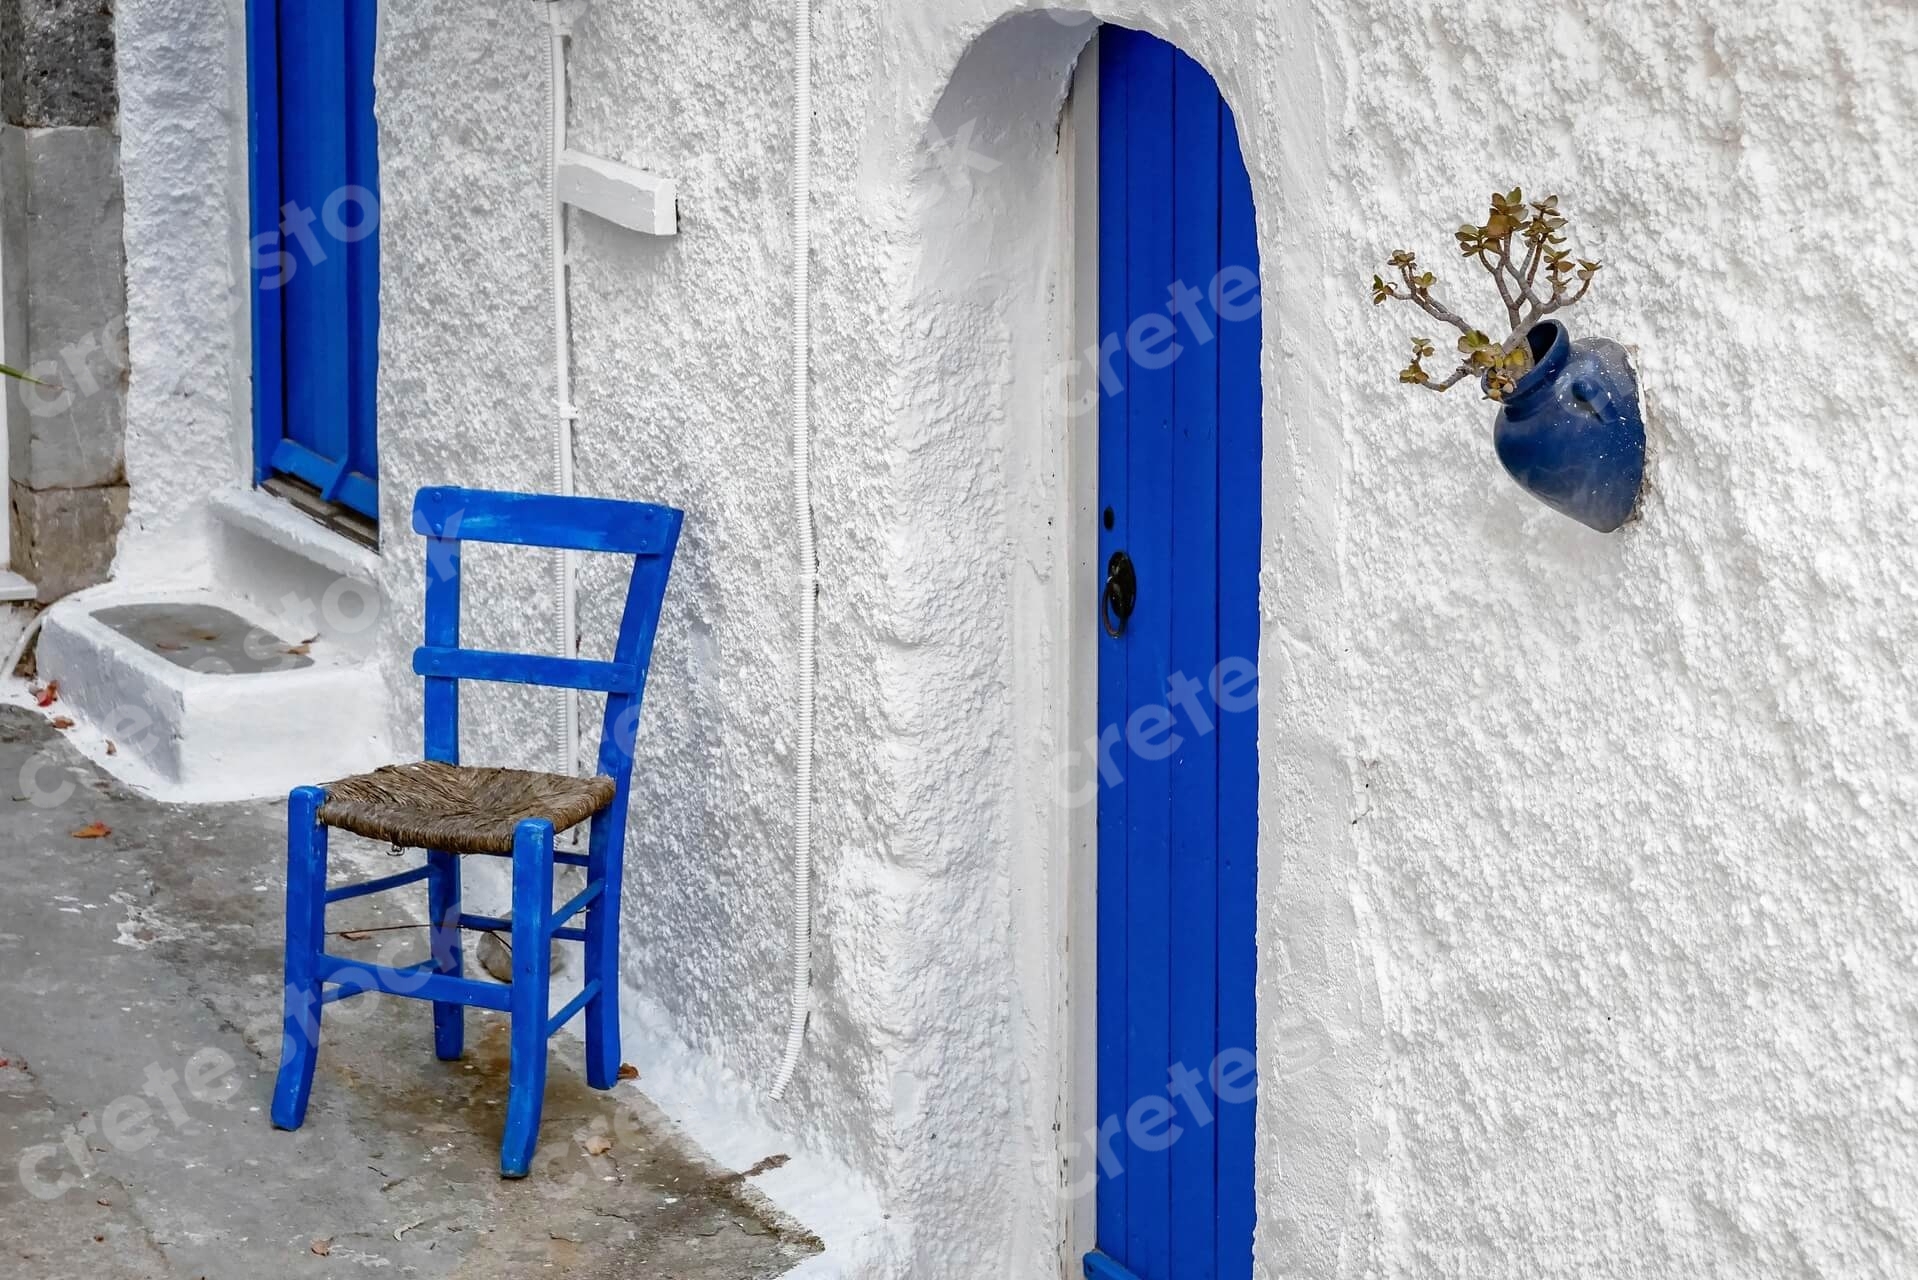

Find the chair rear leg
[[501, 819, 555, 1178], [272, 787, 329, 1130], [426, 848, 464, 1061], [584, 815, 621, 1090]]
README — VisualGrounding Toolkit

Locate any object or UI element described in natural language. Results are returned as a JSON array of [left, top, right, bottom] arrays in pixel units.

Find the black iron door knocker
[[1103, 550, 1137, 638]]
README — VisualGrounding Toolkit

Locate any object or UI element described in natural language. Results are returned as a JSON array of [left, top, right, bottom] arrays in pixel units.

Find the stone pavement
[[0, 705, 817, 1278]]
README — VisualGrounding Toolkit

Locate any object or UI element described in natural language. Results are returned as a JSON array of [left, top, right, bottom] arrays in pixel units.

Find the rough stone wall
[[1, 0, 127, 601]]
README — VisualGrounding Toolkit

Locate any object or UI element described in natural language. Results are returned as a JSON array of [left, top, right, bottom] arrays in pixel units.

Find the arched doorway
[[1087, 25, 1261, 1280]]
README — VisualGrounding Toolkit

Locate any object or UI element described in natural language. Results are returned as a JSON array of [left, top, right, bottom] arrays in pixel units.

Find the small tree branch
[[1416, 364, 1476, 393], [1396, 262, 1475, 335], [1494, 239, 1528, 332], [1476, 248, 1517, 322]]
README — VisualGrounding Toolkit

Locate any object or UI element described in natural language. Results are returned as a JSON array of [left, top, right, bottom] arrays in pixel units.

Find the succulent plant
[[1371, 187, 1601, 401]]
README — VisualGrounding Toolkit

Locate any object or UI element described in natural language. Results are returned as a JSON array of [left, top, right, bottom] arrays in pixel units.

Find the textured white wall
[[111, 0, 1918, 1275], [112, 0, 253, 585]]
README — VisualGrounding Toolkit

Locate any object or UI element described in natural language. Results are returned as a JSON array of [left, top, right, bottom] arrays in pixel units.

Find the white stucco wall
[[109, 0, 1918, 1275]]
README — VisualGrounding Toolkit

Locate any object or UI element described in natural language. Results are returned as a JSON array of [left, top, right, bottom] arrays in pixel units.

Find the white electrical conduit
[[770, 0, 816, 1102], [545, 2, 580, 785]]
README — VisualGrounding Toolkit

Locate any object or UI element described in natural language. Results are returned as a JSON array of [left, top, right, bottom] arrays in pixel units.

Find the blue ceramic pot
[[1491, 319, 1646, 533]]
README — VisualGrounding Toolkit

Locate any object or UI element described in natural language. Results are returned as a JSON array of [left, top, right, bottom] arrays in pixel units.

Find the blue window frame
[[247, 0, 382, 520]]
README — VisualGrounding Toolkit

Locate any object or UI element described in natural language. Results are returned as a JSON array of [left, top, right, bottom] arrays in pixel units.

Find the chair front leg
[[500, 818, 555, 1179], [272, 787, 330, 1130], [426, 848, 464, 1061], [583, 810, 622, 1090]]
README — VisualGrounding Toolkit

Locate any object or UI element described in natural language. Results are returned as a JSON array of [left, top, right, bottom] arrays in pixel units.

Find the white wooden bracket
[[557, 149, 677, 237]]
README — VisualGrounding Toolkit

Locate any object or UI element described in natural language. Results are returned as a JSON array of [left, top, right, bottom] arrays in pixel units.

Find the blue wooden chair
[[271, 486, 683, 1177]]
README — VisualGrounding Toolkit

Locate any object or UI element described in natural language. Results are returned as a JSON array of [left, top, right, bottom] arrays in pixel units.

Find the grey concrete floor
[[0, 706, 817, 1279]]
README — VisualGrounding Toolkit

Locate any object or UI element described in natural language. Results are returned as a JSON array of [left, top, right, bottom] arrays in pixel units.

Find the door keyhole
[[1103, 551, 1137, 638]]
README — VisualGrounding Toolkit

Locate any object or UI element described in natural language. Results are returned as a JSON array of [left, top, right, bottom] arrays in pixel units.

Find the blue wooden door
[[248, 0, 382, 519], [1089, 28, 1261, 1280]]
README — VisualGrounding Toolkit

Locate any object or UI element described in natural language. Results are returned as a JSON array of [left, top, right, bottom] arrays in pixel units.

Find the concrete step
[[35, 588, 389, 801]]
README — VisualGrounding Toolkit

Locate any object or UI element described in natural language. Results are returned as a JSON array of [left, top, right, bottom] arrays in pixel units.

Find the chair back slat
[[422, 535, 462, 764], [414, 486, 679, 555], [414, 646, 639, 694], [412, 487, 683, 780]]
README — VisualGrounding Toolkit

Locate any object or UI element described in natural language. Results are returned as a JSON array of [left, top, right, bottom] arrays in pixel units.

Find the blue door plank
[[251, 0, 380, 520], [245, 0, 284, 487], [278, 5, 353, 469], [1094, 28, 1134, 1259], [1166, 48, 1223, 1280], [345, 0, 381, 489], [1120, 30, 1176, 1278], [1215, 103, 1262, 1280]]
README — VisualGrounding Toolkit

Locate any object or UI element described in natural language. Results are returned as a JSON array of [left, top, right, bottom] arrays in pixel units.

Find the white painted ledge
[[557, 149, 677, 236], [208, 485, 381, 585], [35, 586, 388, 802], [0, 570, 35, 603]]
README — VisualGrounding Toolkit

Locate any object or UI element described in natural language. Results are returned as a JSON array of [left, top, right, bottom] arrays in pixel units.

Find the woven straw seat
[[318, 761, 617, 856]]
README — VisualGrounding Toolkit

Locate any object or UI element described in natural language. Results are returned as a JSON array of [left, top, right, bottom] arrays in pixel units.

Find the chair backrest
[[411, 486, 683, 791]]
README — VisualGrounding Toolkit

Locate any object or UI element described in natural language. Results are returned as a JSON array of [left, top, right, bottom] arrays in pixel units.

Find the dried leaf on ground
[[69, 822, 111, 839], [50, 716, 74, 730], [582, 1133, 614, 1156], [311, 1238, 332, 1256], [618, 1063, 639, 1081]]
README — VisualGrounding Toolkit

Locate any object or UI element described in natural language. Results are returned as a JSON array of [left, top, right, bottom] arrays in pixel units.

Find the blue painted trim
[[426, 847, 464, 1060], [1167, 49, 1223, 1279], [324, 864, 430, 903], [546, 980, 601, 1037], [1215, 100, 1262, 1280], [248, 0, 382, 519], [413, 486, 684, 556], [1084, 1252, 1145, 1280], [413, 646, 639, 693], [270, 785, 327, 1130], [245, 0, 284, 489], [502, 818, 555, 1177], [315, 956, 512, 1012], [268, 438, 379, 518], [548, 880, 604, 931], [1094, 28, 1133, 1259], [462, 912, 587, 943], [1119, 34, 1177, 1276]]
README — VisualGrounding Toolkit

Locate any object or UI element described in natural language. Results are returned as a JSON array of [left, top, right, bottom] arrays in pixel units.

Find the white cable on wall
[[770, 0, 816, 1102], [545, 1, 580, 784]]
